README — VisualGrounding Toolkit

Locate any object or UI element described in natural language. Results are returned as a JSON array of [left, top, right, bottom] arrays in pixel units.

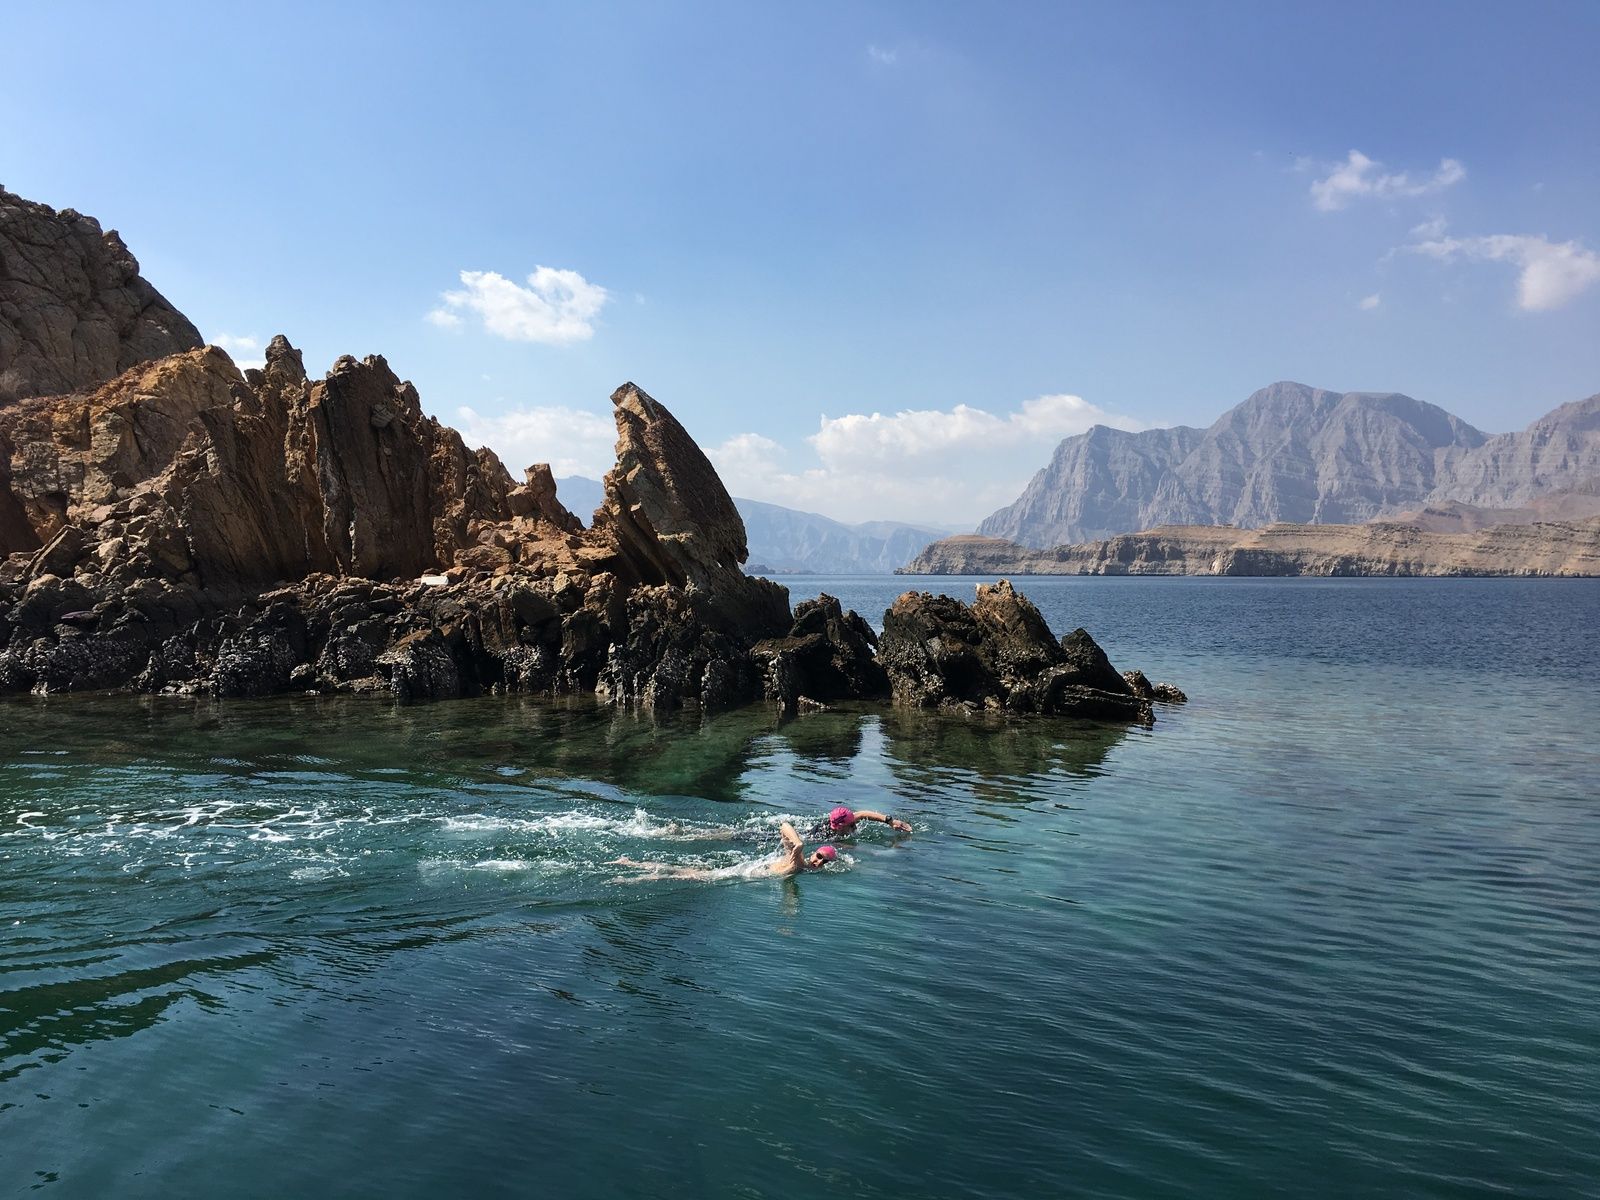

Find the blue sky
[[6, 1, 1598, 524]]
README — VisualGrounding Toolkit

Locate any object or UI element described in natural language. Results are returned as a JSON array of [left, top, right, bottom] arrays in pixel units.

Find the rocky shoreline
[[0, 187, 1180, 723], [901, 520, 1600, 577]]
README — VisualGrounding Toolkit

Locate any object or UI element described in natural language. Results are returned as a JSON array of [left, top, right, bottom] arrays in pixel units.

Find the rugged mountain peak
[[979, 383, 1508, 548], [0, 186, 203, 402]]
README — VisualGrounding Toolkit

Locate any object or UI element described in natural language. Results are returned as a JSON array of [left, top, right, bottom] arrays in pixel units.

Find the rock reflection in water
[[877, 707, 1133, 806]]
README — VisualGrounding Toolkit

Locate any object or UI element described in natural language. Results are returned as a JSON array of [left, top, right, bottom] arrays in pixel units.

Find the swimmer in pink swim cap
[[825, 805, 912, 836], [614, 823, 836, 879]]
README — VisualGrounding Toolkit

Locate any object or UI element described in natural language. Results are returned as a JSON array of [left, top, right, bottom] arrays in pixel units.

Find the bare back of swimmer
[[613, 823, 836, 879]]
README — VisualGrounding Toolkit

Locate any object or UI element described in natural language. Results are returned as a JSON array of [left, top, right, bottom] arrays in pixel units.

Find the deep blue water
[[2, 577, 1598, 1198]]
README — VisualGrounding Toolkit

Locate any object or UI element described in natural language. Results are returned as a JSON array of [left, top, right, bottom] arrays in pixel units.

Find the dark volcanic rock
[[0, 187, 203, 402], [879, 581, 1155, 722], [1121, 668, 1188, 704], [1060, 626, 1134, 694], [751, 593, 889, 712]]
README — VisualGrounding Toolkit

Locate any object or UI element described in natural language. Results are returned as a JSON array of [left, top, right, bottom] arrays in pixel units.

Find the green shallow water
[[2, 577, 1598, 1198]]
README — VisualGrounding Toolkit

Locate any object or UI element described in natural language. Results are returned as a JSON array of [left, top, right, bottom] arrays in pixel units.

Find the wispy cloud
[[707, 393, 1141, 525], [1311, 150, 1465, 212], [867, 44, 898, 65], [428, 267, 608, 344], [809, 393, 1131, 464], [1404, 232, 1600, 311], [455, 403, 616, 477], [1359, 293, 1382, 311], [209, 332, 265, 370]]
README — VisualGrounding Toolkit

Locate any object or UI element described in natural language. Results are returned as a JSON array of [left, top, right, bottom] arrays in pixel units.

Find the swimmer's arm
[[852, 809, 913, 833], [777, 822, 805, 872]]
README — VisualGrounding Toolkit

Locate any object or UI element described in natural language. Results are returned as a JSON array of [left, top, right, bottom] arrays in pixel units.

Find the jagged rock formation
[[0, 187, 202, 402], [0, 347, 807, 708], [0, 186, 1171, 726], [901, 519, 1600, 577], [876, 580, 1175, 720], [976, 382, 1600, 550], [751, 593, 889, 713]]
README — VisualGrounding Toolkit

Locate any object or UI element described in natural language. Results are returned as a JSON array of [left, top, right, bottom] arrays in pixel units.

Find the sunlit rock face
[[0, 186, 203, 403]]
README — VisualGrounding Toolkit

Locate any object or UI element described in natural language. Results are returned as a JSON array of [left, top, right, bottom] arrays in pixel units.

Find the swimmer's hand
[[889, 818, 913, 833]]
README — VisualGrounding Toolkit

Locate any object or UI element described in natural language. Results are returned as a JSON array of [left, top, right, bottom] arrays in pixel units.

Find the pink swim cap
[[815, 845, 837, 861], [828, 806, 856, 831]]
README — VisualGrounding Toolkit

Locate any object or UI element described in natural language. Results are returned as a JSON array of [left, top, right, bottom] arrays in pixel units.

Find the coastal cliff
[[902, 519, 1600, 577]]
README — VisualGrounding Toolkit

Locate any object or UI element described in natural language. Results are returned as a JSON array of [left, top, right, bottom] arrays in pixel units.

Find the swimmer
[[613, 822, 836, 880], [815, 806, 912, 838]]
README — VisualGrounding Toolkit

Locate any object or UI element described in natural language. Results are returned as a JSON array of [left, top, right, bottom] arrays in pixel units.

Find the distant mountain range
[[977, 382, 1600, 549], [555, 477, 955, 574]]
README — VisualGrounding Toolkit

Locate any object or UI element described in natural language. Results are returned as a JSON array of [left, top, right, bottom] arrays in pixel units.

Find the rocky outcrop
[[1, 187, 202, 402], [0, 354, 805, 709], [1121, 669, 1187, 704], [901, 519, 1600, 577], [877, 580, 1155, 721], [751, 593, 888, 712], [0, 187, 1165, 729]]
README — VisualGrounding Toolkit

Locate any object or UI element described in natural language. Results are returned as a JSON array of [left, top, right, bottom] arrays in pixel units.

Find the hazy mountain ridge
[[556, 477, 954, 573], [977, 382, 1599, 549]]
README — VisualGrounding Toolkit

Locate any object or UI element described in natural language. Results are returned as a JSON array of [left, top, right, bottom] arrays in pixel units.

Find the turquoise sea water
[[2, 577, 1598, 1198]]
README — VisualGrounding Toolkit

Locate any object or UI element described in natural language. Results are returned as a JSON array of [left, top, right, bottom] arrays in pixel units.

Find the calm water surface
[[2, 577, 1597, 1198]]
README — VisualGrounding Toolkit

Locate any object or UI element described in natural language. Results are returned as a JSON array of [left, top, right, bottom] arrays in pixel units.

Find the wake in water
[[3, 777, 829, 890]]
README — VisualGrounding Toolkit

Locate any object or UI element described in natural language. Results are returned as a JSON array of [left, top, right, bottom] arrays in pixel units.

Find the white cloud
[[709, 392, 1141, 526], [210, 333, 259, 354], [1406, 232, 1600, 311], [713, 432, 785, 478], [1359, 293, 1382, 310], [1410, 216, 1448, 240], [209, 332, 264, 371], [809, 393, 1133, 466], [867, 44, 898, 65], [1311, 150, 1465, 212], [455, 403, 616, 478], [428, 267, 608, 343]]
